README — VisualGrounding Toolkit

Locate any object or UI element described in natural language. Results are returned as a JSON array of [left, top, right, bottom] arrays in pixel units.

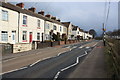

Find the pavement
[[2, 40, 99, 78], [65, 41, 107, 78], [2, 41, 83, 61]]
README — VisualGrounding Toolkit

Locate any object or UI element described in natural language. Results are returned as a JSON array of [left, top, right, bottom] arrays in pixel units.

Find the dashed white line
[[66, 46, 70, 48], [86, 47, 90, 49], [92, 43, 98, 47], [79, 46, 84, 49], [30, 59, 42, 67], [57, 51, 67, 56]]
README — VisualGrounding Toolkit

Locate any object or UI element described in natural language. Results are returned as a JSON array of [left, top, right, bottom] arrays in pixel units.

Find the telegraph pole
[[103, 23, 106, 46]]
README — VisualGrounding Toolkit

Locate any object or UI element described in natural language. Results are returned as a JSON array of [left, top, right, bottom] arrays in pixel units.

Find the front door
[[12, 31, 16, 44], [29, 32, 32, 43]]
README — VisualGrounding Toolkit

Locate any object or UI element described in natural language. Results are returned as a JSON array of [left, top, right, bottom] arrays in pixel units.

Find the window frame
[[22, 31, 27, 41], [60, 26, 62, 32], [2, 10, 8, 21], [23, 15, 27, 25], [53, 25, 57, 30], [1, 31, 8, 41], [45, 23, 49, 29], [37, 33, 40, 40], [38, 19, 40, 27]]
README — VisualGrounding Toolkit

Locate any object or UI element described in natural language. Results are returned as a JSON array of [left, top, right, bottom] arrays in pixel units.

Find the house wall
[[44, 21, 67, 40], [0, 6, 19, 44], [67, 23, 73, 39], [18, 13, 44, 43]]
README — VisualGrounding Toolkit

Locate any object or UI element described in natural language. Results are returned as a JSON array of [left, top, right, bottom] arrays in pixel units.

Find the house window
[[37, 33, 40, 40], [23, 15, 27, 25], [38, 20, 40, 27], [1, 31, 8, 41], [64, 27, 66, 32], [45, 23, 49, 29], [60, 26, 62, 32], [2, 10, 8, 21], [53, 25, 57, 30], [22, 31, 27, 40], [78, 32, 79, 34]]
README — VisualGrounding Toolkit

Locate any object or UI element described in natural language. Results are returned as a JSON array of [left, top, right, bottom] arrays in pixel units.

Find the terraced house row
[[0, 2, 93, 53]]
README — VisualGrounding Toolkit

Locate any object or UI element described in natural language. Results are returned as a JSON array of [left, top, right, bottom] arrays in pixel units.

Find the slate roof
[[0, 2, 65, 26]]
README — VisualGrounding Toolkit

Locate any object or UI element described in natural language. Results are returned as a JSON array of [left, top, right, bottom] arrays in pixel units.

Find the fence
[[36, 40, 80, 49], [37, 41, 51, 49], [106, 40, 120, 79]]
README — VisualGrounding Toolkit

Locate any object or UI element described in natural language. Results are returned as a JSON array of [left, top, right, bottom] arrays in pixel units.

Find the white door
[[12, 31, 16, 44]]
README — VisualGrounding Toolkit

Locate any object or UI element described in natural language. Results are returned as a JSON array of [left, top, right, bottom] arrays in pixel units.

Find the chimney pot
[[57, 19, 60, 22], [51, 16, 56, 20], [38, 10, 44, 15], [16, 3, 24, 8], [45, 14, 51, 18], [28, 7, 36, 12]]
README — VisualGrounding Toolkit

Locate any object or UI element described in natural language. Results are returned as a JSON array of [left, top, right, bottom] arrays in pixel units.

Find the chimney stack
[[57, 19, 60, 22], [51, 16, 56, 20], [38, 10, 45, 15], [16, 3, 24, 9], [28, 7, 36, 12], [45, 14, 51, 18]]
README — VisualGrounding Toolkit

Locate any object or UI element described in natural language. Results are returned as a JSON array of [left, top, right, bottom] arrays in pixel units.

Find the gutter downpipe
[[18, 12, 20, 43]]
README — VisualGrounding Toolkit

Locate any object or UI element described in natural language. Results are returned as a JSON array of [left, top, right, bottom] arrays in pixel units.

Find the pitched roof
[[62, 22, 71, 28], [1, 2, 65, 26], [72, 26, 78, 30]]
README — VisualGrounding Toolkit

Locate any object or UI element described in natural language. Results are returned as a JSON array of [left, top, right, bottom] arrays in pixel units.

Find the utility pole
[[103, 23, 106, 46]]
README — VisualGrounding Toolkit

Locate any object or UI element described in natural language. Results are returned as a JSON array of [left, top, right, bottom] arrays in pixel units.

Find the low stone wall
[[52, 41, 59, 47], [59, 41, 65, 45], [13, 43, 32, 53]]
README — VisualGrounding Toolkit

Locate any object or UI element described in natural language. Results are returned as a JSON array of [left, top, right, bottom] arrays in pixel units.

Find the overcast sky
[[11, 2, 118, 35]]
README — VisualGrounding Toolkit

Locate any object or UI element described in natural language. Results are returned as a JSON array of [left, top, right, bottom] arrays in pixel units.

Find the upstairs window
[[45, 23, 49, 29], [60, 26, 62, 32], [53, 25, 57, 30], [23, 15, 27, 25], [2, 10, 8, 21], [64, 27, 66, 32], [38, 20, 40, 27]]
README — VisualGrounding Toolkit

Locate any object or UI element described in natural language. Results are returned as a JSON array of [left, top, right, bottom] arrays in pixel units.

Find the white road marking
[[79, 46, 84, 49], [72, 46, 77, 49], [0, 66, 27, 75], [54, 51, 88, 80], [53, 71, 61, 80], [92, 42, 98, 47], [66, 46, 70, 48], [57, 51, 67, 56], [2, 50, 69, 75], [86, 47, 90, 49], [30, 59, 42, 67]]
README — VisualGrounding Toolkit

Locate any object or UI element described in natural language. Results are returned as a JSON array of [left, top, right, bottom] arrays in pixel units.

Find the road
[[2, 40, 99, 79]]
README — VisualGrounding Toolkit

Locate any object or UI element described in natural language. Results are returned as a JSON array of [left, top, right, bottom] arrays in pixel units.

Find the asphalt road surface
[[2, 40, 99, 79]]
